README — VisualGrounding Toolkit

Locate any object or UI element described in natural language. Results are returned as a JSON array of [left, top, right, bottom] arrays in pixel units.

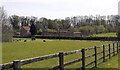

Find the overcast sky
[[0, 0, 120, 19]]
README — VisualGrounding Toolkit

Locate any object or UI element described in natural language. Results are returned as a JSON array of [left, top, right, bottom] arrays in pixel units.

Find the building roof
[[23, 26, 30, 31]]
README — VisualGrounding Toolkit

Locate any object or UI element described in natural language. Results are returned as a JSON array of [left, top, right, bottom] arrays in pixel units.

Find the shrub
[[44, 29, 57, 32], [37, 29, 43, 35]]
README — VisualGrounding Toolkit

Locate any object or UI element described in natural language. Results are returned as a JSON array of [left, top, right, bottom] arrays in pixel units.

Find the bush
[[37, 29, 43, 35], [44, 29, 57, 32]]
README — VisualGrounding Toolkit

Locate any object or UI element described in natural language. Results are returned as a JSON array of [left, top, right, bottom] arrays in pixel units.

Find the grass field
[[2, 39, 118, 69], [97, 54, 118, 68], [87, 33, 117, 37]]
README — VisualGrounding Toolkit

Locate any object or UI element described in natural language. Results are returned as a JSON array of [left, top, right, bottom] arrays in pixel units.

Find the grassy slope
[[2, 39, 117, 68], [87, 33, 117, 37]]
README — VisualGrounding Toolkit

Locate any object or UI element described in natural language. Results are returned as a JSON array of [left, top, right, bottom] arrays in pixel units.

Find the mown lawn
[[87, 33, 117, 37], [97, 54, 118, 68], [2, 39, 118, 68]]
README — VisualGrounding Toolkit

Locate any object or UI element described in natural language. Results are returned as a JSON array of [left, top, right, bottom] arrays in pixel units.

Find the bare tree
[[0, 7, 13, 42]]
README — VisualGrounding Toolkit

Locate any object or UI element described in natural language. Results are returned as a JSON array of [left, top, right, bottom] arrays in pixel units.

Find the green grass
[[86, 33, 117, 37], [2, 39, 118, 69], [13, 38, 31, 40], [97, 54, 118, 68]]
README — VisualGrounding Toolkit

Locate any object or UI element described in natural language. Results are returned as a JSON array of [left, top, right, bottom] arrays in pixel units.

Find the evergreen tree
[[30, 23, 37, 35]]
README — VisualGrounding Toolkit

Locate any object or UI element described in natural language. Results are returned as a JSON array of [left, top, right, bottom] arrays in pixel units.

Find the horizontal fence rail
[[1, 42, 120, 70], [21, 53, 59, 65]]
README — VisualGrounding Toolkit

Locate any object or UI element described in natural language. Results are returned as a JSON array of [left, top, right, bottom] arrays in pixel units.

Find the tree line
[[1, 7, 120, 42], [9, 15, 119, 35]]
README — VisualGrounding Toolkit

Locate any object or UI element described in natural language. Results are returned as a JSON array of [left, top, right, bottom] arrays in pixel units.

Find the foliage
[[79, 26, 92, 33], [0, 7, 13, 42], [117, 27, 120, 38], [37, 29, 43, 35], [30, 23, 37, 35], [67, 27, 75, 32], [9, 15, 118, 35], [94, 25, 106, 33], [9, 15, 20, 30], [44, 29, 57, 32]]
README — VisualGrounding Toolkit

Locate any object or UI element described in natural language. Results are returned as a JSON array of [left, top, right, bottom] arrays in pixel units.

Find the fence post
[[94, 46, 97, 68], [119, 42, 120, 50], [59, 52, 64, 70], [117, 42, 119, 53], [103, 45, 105, 62], [109, 44, 111, 59], [113, 43, 115, 56], [82, 49, 85, 70], [13, 60, 21, 70]]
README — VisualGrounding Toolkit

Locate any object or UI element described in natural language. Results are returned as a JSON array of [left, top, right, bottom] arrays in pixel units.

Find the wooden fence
[[1, 42, 120, 70]]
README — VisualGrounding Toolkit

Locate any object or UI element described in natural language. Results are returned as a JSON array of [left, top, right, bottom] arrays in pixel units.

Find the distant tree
[[93, 19, 101, 26], [20, 16, 31, 27], [101, 19, 107, 27], [114, 15, 120, 37], [41, 17, 48, 29], [79, 26, 91, 33], [20, 16, 26, 26], [35, 21, 44, 31], [60, 19, 71, 29], [97, 25, 106, 32], [117, 27, 120, 38], [30, 23, 37, 35], [9, 15, 20, 31], [106, 24, 115, 32], [67, 27, 74, 32], [6, 14, 119, 37], [71, 16, 77, 28], [0, 7, 13, 42]]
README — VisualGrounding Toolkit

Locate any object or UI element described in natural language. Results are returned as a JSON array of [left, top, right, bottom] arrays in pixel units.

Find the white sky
[[0, 0, 120, 19]]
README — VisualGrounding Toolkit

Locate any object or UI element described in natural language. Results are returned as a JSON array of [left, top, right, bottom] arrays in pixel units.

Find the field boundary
[[1, 42, 120, 70], [13, 36, 120, 41]]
